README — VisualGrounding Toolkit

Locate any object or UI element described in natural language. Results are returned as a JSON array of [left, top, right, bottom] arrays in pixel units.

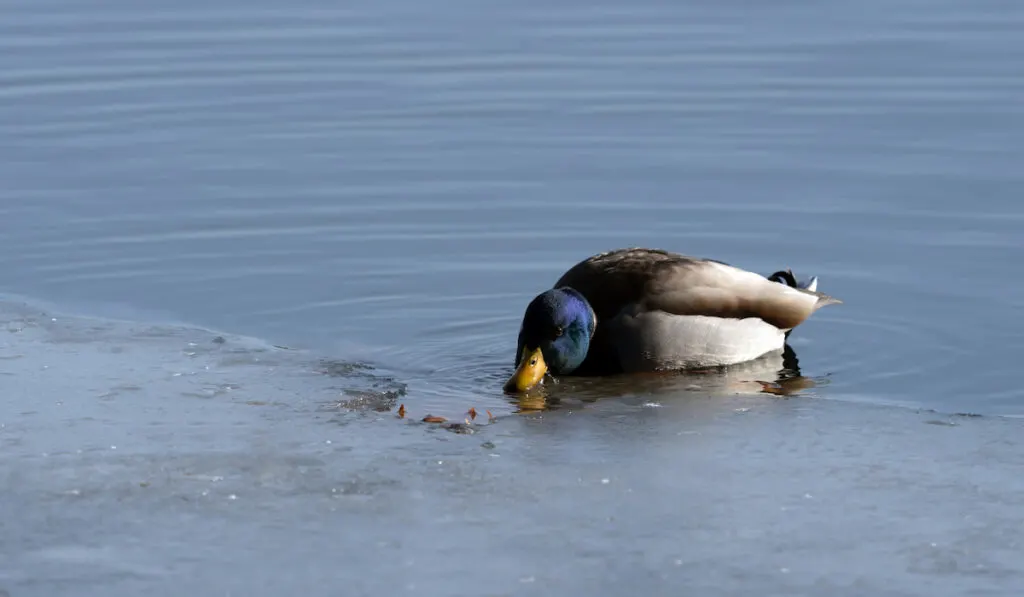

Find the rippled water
[[2, 0, 1024, 595]]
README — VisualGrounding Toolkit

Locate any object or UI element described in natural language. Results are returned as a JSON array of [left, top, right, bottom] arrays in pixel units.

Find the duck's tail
[[767, 269, 839, 338], [767, 268, 818, 293]]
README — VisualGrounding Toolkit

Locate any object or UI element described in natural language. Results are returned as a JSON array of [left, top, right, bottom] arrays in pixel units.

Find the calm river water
[[1, 1, 1023, 595]]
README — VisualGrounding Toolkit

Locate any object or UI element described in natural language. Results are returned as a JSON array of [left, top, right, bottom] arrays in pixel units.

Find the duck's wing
[[642, 258, 841, 331], [555, 248, 840, 331]]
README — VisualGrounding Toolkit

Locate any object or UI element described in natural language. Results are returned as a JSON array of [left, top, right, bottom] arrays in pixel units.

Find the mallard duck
[[503, 248, 841, 393]]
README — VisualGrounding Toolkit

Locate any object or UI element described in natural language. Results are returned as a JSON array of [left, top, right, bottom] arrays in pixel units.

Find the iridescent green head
[[503, 287, 597, 393]]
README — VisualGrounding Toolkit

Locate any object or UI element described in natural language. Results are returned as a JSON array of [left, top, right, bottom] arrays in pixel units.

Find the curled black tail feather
[[768, 269, 798, 288]]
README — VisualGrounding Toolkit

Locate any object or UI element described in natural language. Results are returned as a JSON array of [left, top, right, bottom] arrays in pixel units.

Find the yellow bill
[[503, 346, 547, 393]]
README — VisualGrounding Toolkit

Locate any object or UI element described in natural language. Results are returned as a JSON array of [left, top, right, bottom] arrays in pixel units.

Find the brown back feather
[[553, 248, 840, 330]]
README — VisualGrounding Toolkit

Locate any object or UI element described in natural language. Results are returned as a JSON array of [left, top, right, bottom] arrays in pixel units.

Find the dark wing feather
[[554, 248, 840, 330]]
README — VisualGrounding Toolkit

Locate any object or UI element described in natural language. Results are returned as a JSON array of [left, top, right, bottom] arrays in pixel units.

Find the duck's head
[[503, 287, 597, 393]]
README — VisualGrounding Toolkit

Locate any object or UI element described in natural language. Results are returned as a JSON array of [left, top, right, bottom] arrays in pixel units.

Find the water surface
[[1, 0, 1023, 595]]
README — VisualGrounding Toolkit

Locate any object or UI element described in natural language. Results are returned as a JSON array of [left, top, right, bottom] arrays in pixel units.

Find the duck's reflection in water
[[508, 344, 822, 413]]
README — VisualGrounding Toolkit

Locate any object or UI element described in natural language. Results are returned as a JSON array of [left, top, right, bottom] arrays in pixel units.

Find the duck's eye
[[554, 326, 564, 337]]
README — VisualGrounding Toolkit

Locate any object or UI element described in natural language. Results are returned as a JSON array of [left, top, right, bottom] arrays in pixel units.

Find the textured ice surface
[[1, 299, 1023, 597]]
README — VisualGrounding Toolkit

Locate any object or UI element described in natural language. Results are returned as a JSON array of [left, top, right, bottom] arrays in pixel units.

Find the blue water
[[1, 1, 1023, 595]]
